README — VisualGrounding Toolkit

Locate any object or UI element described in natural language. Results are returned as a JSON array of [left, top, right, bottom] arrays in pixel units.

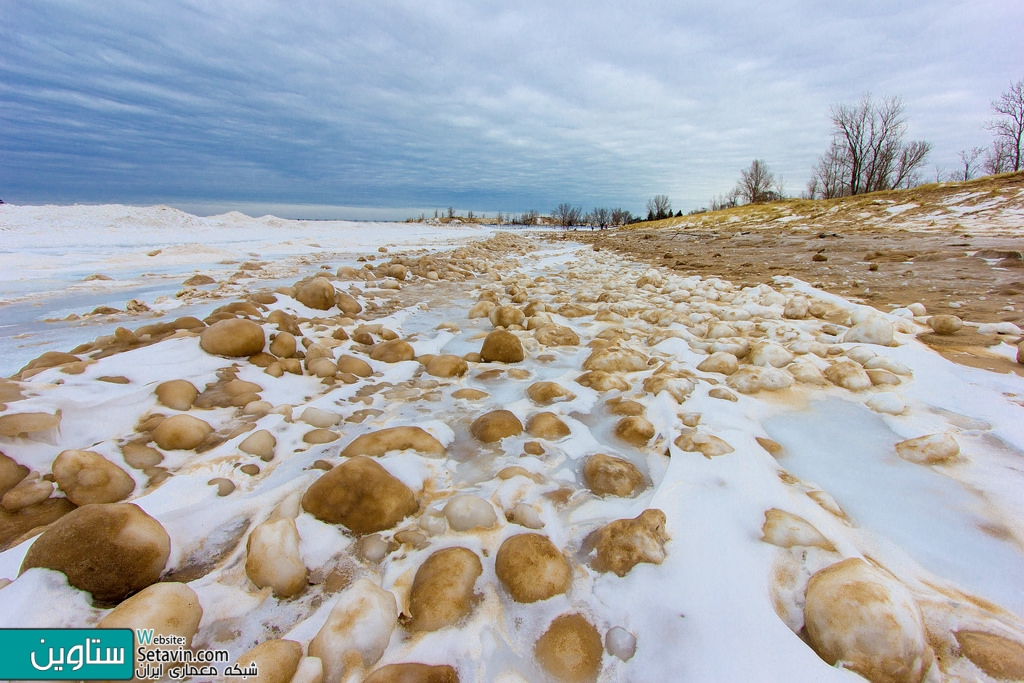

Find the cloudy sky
[[1, 1, 1021, 219]]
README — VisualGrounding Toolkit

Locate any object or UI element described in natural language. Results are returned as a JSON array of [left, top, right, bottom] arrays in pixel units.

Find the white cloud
[[0, 0, 1021, 216]]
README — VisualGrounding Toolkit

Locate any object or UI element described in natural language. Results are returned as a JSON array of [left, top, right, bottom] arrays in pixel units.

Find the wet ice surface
[[765, 397, 1024, 618]]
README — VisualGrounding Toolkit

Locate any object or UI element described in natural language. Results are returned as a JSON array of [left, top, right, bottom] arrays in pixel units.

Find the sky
[[1, 1, 1022, 220]]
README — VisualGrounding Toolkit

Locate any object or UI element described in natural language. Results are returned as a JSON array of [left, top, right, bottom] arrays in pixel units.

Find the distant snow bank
[[0, 203, 488, 250]]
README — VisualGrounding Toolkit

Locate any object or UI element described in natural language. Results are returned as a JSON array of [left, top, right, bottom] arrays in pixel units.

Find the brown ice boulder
[[789, 361, 830, 386], [727, 366, 794, 393], [227, 639, 303, 683], [527, 381, 576, 405], [364, 664, 459, 683], [468, 300, 496, 318], [582, 346, 648, 373], [2, 474, 53, 511], [495, 533, 571, 603], [895, 433, 959, 465], [761, 508, 835, 551], [954, 630, 1024, 681], [470, 410, 523, 442], [239, 429, 277, 461], [927, 315, 962, 335], [784, 296, 810, 319], [336, 291, 362, 316], [270, 331, 298, 358], [535, 324, 581, 347], [337, 355, 373, 377], [52, 449, 135, 505], [674, 431, 734, 457], [425, 354, 468, 378], [443, 495, 498, 531], [20, 503, 170, 602], [842, 318, 895, 346], [17, 351, 81, 376], [583, 454, 644, 497], [866, 369, 901, 387], [268, 310, 301, 334], [245, 517, 308, 597], [489, 305, 526, 328], [535, 613, 603, 683], [309, 578, 398, 683], [369, 339, 416, 363], [480, 330, 525, 363], [151, 414, 213, 450], [588, 509, 668, 577], [452, 388, 488, 401], [155, 380, 199, 411], [824, 360, 873, 391], [642, 371, 696, 403], [575, 371, 630, 392], [305, 356, 337, 378], [0, 411, 61, 438], [303, 429, 340, 444], [697, 352, 739, 375], [97, 582, 202, 646], [301, 457, 417, 535], [384, 263, 407, 280], [804, 558, 933, 683], [342, 426, 445, 458], [300, 407, 342, 429], [296, 278, 337, 310], [526, 412, 571, 440], [0, 452, 29, 497], [614, 416, 655, 447], [199, 319, 266, 357], [405, 546, 483, 631], [749, 342, 795, 368]]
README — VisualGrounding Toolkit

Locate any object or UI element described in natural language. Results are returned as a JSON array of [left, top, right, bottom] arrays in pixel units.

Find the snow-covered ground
[[1, 205, 1023, 682], [0, 204, 492, 378]]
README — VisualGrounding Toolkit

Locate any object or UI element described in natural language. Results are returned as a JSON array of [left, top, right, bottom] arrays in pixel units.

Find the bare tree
[[610, 208, 632, 226], [552, 203, 583, 227], [807, 139, 847, 199], [983, 139, 1015, 176], [646, 195, 672, 220], [808, 94, 932, 198], [709, 188, 740, 212], [986, 78, 1024, 172], [736, 159, 779, 204], [589, 207, 610, 228], [954, 147, 985, 181]]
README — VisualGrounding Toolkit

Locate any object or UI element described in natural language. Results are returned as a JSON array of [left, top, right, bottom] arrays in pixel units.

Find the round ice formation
[[443, 495, 498, 532], [804, 558, 934, 683], [605, 626, 637, 661]]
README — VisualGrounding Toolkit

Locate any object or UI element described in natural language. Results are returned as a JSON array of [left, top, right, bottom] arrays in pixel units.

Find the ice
[[3, 204, 1024, 681], [765, 397, 1024, 618]]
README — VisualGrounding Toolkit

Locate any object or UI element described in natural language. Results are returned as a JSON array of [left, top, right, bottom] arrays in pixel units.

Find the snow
[[1, 204, 1023, 682]]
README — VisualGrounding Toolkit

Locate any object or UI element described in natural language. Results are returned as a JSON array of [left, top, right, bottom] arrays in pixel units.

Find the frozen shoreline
[[1, 205, 1023, 682]]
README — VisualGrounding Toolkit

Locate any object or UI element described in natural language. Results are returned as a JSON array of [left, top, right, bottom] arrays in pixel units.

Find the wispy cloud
[[1, 0, 1021, 217]]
